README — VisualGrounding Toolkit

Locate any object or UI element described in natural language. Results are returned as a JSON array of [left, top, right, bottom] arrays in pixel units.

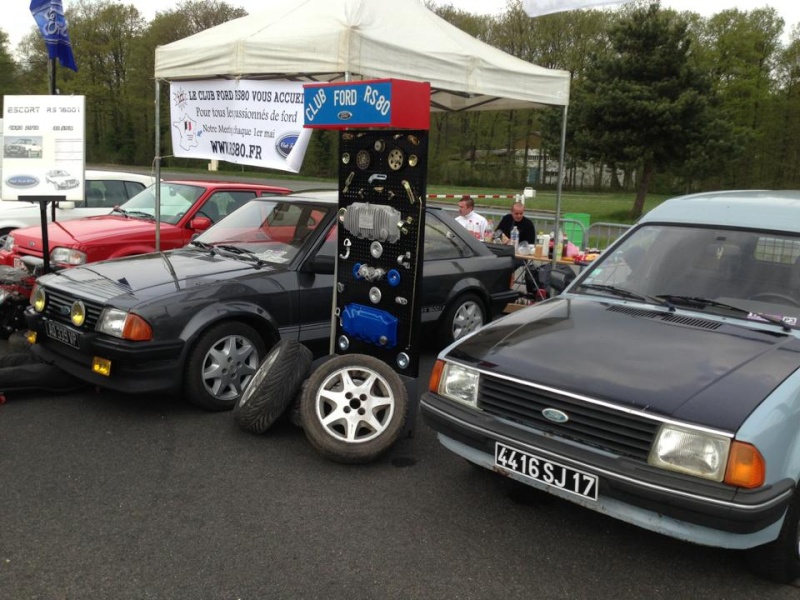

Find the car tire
[[745, 486, 800, 583], [300, 354, 408, 464], [438, 292, 486, 347], [183, 322, 266, 411], [287, 355, 336, 428], [233, 339, 312, 434]]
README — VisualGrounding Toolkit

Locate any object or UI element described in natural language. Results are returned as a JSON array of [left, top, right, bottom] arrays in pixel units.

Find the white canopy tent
[[153, 0, 571, 254]]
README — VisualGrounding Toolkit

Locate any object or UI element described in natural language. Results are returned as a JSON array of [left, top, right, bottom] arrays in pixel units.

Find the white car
[[0, 169, 156, 242]]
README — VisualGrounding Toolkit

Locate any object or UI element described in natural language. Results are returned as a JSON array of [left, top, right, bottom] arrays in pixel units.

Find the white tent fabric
[[154, 0, 570, 112]]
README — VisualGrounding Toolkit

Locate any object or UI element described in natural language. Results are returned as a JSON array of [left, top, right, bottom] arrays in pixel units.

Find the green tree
[[0, 30, 22, 109], [571, 2, 715, 217]]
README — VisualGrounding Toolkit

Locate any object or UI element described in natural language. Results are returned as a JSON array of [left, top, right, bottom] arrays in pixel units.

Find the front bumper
[[421, 392, 794, 549], [27, 312, 185, 395]]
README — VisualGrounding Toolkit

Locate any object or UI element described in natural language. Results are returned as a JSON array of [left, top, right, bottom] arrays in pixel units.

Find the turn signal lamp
[[122, 314, 153, 341], [25, 330, 37, 345], [724, 441, 766, 489], [429, 360, 445, 393]]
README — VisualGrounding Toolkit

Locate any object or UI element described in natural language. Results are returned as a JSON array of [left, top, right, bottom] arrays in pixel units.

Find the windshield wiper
[[110, 206, 155, 220], [579, 283, 673, 309], [189, 240, 216, 255], [215, 244, 266, 268], [655, 295, 792, 332]]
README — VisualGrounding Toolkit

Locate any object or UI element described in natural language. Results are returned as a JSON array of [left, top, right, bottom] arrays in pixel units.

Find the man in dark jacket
[[495, 202, 536, 244]]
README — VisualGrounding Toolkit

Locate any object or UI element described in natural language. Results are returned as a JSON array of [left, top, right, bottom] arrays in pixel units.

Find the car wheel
[[183, 322, 266, 411], [438, 292, 486, 347], [233, 339, 312, 434], [745, 486, 800, 583], [300, 354, 408, 463]]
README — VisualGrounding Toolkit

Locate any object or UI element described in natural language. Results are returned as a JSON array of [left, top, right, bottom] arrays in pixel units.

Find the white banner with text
[[169, 80, 311, 173]]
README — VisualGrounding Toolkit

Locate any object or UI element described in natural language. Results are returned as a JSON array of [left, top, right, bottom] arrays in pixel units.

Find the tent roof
[[154, 0, 570, 112]]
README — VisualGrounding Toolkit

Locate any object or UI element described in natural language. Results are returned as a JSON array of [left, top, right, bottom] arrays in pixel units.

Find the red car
[[0, 180, 291, 269]]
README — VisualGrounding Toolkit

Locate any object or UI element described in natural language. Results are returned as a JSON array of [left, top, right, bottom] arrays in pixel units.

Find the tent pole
[[551, 104, 568, 272], [155, 79, 162, 251]]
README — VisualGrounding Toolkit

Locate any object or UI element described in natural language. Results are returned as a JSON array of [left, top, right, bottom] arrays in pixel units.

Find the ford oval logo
[[542, 408, 569, 424], [276, 133, 299, 158], [337, 110, 353, 121], [5, 175, 39, 188]]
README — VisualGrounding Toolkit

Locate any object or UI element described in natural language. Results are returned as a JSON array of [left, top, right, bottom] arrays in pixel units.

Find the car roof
[[85, 170, 156, 185], [638, 190, 800, 232], [161, 179, 291, 192]]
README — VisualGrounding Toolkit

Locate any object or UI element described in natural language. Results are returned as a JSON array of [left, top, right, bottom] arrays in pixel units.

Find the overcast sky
[[4, 0, 797, 55]]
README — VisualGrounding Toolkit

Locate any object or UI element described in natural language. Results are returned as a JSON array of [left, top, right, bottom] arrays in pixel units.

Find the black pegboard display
[[334, 130, 428, 377]]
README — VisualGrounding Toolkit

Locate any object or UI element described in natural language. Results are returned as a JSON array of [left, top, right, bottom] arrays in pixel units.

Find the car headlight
[[32, 285, 46, 312], [2, 235, 15, 251], [50, 247, 87, 266], [96, 307, 152, 341], [648, 424, 731, 481], [437, 362, 480, 407]]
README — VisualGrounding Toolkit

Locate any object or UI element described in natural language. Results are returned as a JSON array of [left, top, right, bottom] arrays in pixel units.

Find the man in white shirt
[[455, 195, 489, 241]]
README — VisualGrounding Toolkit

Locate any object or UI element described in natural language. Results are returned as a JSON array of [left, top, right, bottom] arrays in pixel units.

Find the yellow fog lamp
[[32, 286, 46, 313], [92, 357, 112, 377], [70, 300, 86, 327], [26, 330, 37, 345]]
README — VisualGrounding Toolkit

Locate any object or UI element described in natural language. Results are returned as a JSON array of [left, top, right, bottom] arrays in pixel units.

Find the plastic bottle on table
[[511, 225, 519, 251]]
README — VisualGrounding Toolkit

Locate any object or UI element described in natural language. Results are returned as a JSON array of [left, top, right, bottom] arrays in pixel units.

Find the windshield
[[118, 183, 205, 224], [576, 224, 800, 324], [193, 198, 334, 264]]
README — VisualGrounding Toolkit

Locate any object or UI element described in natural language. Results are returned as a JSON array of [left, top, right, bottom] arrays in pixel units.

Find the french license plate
[[45, 321, 80, 349], [13, 257, 25, 269], [495, 442, 598, 501]]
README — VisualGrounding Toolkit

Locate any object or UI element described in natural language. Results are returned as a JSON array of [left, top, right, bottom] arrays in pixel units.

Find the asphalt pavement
[[1, 343, 799, 599]]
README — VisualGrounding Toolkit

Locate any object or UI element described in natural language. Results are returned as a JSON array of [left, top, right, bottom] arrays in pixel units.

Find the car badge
[[28, 241, 36, 248], [542, 408, 569, 424]]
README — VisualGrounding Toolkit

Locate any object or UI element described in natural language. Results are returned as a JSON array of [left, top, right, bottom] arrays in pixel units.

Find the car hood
[[41, 248, 283, 303], [12, 216, 160, 249], [447, 297, 800, 431]]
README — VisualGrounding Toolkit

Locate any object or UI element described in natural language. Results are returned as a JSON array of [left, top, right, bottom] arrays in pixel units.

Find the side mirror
[[190, 216, 213, 231], [308, 253, 335, 275]]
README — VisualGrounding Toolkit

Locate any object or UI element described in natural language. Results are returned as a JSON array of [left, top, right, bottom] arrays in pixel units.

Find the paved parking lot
[[1, 343, 798, 599]]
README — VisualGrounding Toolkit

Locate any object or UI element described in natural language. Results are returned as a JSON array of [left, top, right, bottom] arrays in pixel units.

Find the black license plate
[[495, 442, 598, 500], [45, 321, 80, 349]]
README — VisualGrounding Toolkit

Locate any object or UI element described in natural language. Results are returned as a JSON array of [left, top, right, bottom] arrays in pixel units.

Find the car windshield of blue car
[[192, 198, 334, 265], [115, 183, 205, 224], [576, 224, 800, 327]]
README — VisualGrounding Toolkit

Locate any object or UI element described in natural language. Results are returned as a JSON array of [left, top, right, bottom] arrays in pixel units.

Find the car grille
[[479, 375, 660, 461], [43, 288, 104, 329]]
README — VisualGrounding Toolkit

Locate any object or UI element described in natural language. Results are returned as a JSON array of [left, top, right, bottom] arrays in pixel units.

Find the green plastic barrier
[[563, 212, 590, 249]]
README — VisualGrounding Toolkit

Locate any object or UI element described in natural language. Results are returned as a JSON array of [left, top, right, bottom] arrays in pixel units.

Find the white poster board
[[2, 95, 86, 201], [169, 80, 311, 172]]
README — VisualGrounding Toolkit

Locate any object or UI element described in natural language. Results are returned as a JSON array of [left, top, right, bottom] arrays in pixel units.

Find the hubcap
[[314, 366, 395, 443], [202, 334, 260, 401], [452, 300, 484, 340]]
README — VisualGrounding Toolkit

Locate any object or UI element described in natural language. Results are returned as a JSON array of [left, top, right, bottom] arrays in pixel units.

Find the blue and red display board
[[303, 79, 430, 130]]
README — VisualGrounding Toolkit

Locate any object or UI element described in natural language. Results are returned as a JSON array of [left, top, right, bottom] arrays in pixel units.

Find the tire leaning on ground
[[233, 339, 312, 434], [300, 354, 408, 464], [745, 485, 800, 583], [183, 322, 266, 411], [438, 292, 486, 348]]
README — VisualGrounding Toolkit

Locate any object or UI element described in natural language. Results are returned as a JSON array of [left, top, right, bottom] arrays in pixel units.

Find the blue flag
[[30, 0, 78, 72]]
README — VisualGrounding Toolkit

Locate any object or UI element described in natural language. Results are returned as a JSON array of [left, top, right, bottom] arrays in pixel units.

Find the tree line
[[1, 0, 798, 216]]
